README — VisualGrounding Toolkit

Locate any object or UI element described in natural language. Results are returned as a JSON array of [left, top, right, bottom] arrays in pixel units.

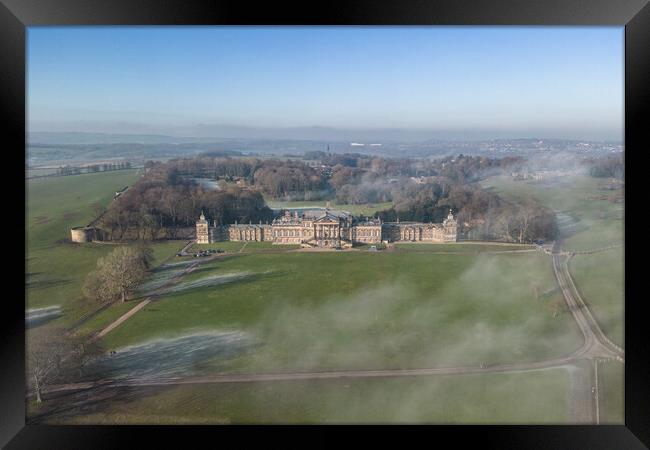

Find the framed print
[[2, 0, 649, 448]]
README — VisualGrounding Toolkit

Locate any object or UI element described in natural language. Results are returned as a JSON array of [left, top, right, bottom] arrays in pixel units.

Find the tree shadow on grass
[[26, 313, 63, 329], [27, 331, 260, 424], [27, 384, 172, 424], [153, 270, 290, 300], [26, 277, 72, 290]]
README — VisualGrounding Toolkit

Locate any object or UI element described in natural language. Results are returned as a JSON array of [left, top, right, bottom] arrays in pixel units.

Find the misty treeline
[[376, 182, 557, 243], [165, 152, 522, 202], [98, 153, 557, 243], [55, 161, 133, 176], [500, 152, 624, 181], [265, 152, 555, 242], [97, 162, 273, 240], [584, 155, 624, 180], [166, 156, 329, 200]]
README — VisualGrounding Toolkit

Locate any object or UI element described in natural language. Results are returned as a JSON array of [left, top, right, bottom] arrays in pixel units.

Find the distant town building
[[196, 208, 457, 248]]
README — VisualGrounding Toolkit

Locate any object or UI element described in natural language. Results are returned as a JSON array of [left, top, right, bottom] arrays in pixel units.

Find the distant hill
[[28, 132, 211, 145], [26, 131, 622, 167]]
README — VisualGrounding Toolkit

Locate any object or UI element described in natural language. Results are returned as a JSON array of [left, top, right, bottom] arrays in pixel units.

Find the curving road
[[37, 239, 623, 424], [552, 241, 624, 361], [40, 249, 616, 399]]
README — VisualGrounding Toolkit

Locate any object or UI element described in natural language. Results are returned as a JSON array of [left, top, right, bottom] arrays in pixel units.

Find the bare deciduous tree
[[82, 245, 152, 304], [27, 328, 100, 403]]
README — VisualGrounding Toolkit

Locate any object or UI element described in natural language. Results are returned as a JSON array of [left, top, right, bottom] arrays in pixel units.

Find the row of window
[[355, 229, 380, 237], [273, 229, 310, 238]]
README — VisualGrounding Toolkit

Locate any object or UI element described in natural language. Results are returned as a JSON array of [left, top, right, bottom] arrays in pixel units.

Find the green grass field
[[26, 170, 186, 327], [482, 174, 624, 349], [27, 170, 620, 424], [394, 242, 535, 253], [27, 170, 139, 250], [599, 360, 624, 424], [481, 175, 623, 252], [45, 368, 571, 424], [190, 241, 300, 253], [191, 241, 246, 252], [97, 250, 582, 373], [569, 249, 624, 348]]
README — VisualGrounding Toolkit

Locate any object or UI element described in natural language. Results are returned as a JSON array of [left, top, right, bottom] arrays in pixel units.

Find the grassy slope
[[481, 175, 623, 251], [27, 171, 140, 321], [48, 368, 570, 424], [482, 175, 624, 346], [98, 251, 582, 372], [482, 174, 624, 423], [26, 170, 185, 326]]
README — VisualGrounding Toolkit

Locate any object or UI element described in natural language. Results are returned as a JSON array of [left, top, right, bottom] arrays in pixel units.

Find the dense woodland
[[98, 162, 273, 240], [99, 153, 561, 243]]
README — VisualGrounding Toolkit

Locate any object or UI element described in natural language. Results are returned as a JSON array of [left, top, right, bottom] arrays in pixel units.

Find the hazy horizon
[[28, 26, 624, 142], [28, 128, 623, 144]]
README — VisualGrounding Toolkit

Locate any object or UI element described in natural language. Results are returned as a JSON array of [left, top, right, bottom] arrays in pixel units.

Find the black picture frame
[[3, 0, 649, 448]]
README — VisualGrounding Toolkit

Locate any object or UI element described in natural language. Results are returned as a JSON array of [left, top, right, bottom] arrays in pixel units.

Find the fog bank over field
[[84, 331, 253, 380], [229, 253, 580, 372]]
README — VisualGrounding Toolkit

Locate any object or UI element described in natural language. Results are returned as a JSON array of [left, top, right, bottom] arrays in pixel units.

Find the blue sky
[[27, 26, 624, 140]]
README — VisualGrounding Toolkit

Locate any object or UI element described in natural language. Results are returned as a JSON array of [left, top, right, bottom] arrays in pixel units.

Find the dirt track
[[39, 239, 624, 424]]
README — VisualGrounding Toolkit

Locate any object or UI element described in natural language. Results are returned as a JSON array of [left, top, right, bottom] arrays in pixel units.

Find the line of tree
[[374, 181, 557, 243], [98, 163, 273, 240], [98, 153, 554, 243], [585, 155, 624, 180], [161, 153, 524, 203]]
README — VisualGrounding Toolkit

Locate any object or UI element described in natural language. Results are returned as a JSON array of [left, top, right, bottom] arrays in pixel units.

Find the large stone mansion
[[196, 208, 457, 248]]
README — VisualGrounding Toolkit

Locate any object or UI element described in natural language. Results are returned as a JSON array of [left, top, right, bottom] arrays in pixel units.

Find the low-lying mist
[[84, 331, 253, 380], [229, 253, 581, 373]]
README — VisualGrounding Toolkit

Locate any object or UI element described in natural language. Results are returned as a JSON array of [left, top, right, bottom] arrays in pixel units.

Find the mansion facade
[[196, 208, 457, 248]]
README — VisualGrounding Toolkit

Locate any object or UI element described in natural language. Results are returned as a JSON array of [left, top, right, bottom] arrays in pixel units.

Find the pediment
[[312, 212, 340, 223]]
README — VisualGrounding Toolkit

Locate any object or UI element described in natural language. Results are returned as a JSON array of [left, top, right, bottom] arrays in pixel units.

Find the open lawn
[[191, 241, 246, 253], [394, 242, 535, 253], [191, 241, 300, 253], [482, 174, 624, 348], [481, 175, 623, 252], [569, 249, 624, 348], [26, 170, 186, 327], [27, 170, 139, 250], [43, 368, 571, 424], [598, 360, 624, 424], [27, 170, 140, 322], [27, 171, 612, 425], [97, 250, 582, 373]]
